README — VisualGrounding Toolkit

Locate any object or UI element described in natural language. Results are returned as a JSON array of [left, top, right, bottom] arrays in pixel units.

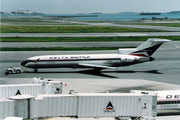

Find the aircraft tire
[[34, 69, 38, 73]]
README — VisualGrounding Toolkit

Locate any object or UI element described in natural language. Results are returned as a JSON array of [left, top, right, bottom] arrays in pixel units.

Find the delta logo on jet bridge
[[104, 101, 115, 112], [15, 90, 21, 95]]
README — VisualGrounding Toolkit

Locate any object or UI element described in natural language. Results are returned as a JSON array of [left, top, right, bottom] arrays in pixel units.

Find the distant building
[[11, 10, 31, 14]]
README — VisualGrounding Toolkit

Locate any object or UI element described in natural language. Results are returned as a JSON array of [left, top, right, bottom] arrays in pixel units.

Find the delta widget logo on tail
[[104, 101, 115, 112]]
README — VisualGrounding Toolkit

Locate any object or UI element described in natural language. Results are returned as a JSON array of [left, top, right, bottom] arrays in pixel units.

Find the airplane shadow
[[114, 70, 163, 74], [78, 69, 119, 78], [29, 69, 163, 78]]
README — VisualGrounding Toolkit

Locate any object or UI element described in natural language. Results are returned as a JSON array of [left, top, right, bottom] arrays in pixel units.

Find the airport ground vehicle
[[5, 67, 21, 74]]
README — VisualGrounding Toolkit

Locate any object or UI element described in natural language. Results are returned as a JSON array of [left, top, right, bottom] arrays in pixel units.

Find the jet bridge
[[0, 77, 63, 99], [1, 93, 157, 120]]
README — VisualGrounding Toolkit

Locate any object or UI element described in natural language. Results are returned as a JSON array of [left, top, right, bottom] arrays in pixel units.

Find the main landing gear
[[34, 69, 38, 73], [94, 68, 103, 73]]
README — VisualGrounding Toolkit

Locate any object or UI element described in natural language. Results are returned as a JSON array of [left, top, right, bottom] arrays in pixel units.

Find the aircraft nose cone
[[20, 60, 28, 66]]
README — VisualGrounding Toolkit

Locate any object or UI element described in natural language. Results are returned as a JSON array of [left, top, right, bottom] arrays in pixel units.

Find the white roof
[[10, 94, 35, 100], [5, 117, 23, 120], [0, 84, 41, 87], [35, 94, 76, 100], [0, 98, 14, 102], [131, 90, 180, 95], [75, 93, 149, 97]]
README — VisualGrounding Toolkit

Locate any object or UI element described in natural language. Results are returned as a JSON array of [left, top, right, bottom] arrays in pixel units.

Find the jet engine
[[120, 57, 139, 62]]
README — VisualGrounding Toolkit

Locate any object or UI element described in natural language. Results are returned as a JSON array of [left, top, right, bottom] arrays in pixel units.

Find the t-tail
[[118, 38, 171, 57]]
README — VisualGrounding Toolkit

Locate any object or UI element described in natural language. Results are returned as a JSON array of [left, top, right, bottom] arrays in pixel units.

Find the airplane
[[21, 38, 171, 73], [131, 90, 180, 110]]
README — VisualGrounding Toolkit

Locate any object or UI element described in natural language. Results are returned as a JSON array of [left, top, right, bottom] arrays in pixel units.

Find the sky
[[1, 0, 180, 14]]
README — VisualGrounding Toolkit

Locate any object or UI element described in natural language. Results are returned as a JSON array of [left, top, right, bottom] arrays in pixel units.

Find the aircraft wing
[[78, 63, 117, 69]]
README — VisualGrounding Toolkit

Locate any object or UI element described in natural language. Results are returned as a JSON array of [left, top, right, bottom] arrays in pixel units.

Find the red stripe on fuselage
[[129, 54, 148, 57]]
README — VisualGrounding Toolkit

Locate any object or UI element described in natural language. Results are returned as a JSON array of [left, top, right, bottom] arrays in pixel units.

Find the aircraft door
[[33, 58, 40, 68]]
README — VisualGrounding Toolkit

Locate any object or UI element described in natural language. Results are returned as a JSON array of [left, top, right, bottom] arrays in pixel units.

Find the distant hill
[[117, 12, 139, 15], [168, 11, 180, 14]]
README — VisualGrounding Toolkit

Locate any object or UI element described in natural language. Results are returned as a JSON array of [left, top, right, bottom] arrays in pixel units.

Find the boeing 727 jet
[[21, 38, 171, 72]]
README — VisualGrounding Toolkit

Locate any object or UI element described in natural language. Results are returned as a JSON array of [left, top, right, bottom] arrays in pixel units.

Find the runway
[[1, 32, 180, 37], [66, 21, 180, 31], [1, 41, 180, 48], [0, 41, 147, 48]]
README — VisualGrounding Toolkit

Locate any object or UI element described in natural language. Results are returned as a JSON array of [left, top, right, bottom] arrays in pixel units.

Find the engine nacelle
[[120, 57, 139, 62]]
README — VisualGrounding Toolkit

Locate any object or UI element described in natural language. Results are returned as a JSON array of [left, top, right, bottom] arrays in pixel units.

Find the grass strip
[[0, 25, 165, 33], [1, 36, 180, 42], [132, 23, 180, 27], [0, 47, 133, 51], [1, 19, 53, 23]]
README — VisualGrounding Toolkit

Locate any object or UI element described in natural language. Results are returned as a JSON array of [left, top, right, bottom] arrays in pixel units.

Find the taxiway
[[1, 41, 180, 48], [1, 32, 180, 37]]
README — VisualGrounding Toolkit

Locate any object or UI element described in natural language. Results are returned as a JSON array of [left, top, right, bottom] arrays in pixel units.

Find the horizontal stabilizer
[[118, 48, 137, 54], [137, 38, 171, 51]]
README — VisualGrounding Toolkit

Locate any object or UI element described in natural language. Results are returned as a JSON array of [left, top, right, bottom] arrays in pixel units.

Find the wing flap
[[78, 63, 117, 69]]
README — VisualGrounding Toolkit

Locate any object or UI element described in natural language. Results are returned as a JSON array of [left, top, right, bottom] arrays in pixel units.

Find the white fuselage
[[21, 53, 151, 69], [21, 39, 171, 71], [131, 90, 180, 110], [157, 90, 180, 110]]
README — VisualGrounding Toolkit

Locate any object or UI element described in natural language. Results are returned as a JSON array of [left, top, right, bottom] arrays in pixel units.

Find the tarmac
[[0, 41, 179, 90]]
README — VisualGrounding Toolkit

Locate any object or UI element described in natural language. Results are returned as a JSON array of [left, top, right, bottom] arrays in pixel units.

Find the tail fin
[[118, 38, 171, 57], [130, 38, 171, 57]]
